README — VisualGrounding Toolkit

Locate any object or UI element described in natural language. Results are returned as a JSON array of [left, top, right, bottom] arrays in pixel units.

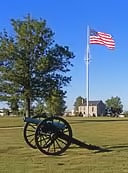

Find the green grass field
[[1, 116, 128, 173]]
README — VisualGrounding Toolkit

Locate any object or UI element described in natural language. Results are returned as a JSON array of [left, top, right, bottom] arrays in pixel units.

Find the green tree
[[74, 96, 86, 114], [34, 102, 45, 116], [45, 89, 66, 116], [123, 111, 128, 117], [0, 14, 74, 117], [105, 96, 123, 116], [8, 97, 19, 115]]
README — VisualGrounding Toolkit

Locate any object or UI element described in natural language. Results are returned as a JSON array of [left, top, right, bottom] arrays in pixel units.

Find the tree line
[[0, 14, 75, 117]]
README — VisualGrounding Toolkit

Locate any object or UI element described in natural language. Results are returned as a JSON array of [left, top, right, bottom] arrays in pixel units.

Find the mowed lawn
[[1, 117, 128, 173]]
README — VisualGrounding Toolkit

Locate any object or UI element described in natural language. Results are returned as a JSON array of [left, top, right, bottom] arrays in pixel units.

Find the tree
[[74, 96, 86, 114], [45, 89, 66, 116], [8, 97, 19, 115], [123, 111, 128, 117], [33, 102, 46, 116], [105, 96, 123, 116], [0, 14, 74, 117]]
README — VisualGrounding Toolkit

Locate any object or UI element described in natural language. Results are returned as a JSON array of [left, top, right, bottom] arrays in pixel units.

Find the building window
[[92, 107, 94, 112]]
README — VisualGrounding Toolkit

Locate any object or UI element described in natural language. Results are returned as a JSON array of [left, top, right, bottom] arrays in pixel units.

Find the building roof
[[80, 100, 104, 106]]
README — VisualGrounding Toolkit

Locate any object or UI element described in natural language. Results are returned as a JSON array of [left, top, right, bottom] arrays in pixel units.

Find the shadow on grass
[[69, 119, 128, 125], [104, 144, 128, 150], [69, 140, 111, 153], [69, 145, 112, 154], [94, 144, 128, 153]]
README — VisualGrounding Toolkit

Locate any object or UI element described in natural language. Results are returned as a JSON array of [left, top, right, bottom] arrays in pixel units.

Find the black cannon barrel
[[24, 117, 41, 125], [24, 117, 65, 130]]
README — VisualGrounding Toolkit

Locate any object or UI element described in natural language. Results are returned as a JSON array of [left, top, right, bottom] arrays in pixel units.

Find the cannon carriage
[[23, 115, 107, 155]]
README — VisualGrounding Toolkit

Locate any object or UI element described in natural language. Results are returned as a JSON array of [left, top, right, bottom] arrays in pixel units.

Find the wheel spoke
[[38, 137, 51, 148], [26, 133, 35, 138], [57, 137, 67, 145], [29, 137, 35, 143], [47, 143, 51, 152], [53, 140, 56, 152], [55, 138, 62, 149], [63, 129, 69, 133], [26, 129, 35, 132], [29, 124, 36, 129], [41, 136, 49, 143]]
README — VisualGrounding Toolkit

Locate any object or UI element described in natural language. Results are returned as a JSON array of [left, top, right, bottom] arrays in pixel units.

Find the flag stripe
[[89, 29, 115, 49]]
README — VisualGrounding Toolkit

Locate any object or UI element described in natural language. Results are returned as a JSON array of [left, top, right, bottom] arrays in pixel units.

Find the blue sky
[[0, 0, 128, 111]]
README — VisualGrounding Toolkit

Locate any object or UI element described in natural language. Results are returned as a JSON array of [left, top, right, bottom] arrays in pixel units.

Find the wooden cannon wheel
[[23, 114, 47, 149], [35, 116, 72, 155]]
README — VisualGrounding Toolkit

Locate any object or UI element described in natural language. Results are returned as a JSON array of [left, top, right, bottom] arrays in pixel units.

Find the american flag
[[89, 29, 115, 49]]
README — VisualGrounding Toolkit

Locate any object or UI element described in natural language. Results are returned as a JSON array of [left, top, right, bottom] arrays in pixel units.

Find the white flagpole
[[85, 26, 90, 117]]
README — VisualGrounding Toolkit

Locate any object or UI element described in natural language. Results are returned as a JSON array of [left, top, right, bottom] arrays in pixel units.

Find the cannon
[[23, 115, 108, 155]]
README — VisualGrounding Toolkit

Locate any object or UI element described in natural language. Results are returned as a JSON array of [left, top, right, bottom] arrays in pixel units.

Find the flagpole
[[85, 26, 90, 117]]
